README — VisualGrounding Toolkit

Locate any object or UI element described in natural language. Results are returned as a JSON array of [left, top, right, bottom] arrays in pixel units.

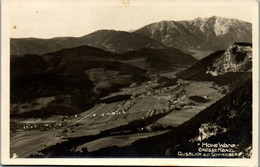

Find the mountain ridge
[[11, 16, 251, 59], [11, 30, 166, 56], [134, 16, 252, 59], [11, 45, 197, 104], [176, 42, 252, 89]]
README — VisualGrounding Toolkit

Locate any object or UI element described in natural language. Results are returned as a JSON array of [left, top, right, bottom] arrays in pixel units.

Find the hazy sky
[[7, 0, 253, 38]]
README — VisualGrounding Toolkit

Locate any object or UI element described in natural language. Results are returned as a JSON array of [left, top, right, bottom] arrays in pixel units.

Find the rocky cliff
[[206, 43, 252, 76]]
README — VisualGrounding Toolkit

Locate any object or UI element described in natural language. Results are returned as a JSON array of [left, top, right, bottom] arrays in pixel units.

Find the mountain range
[[11, 30, 166, 56], [134, 16, 252, 59], [11, 16, 251, 60]]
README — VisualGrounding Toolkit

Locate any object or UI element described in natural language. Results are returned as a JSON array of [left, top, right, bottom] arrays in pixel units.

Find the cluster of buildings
[[101, 101, 136, 116], [132, 81, 178, 99], [18, 116, 71, 132], [145, 109, 157, 118]]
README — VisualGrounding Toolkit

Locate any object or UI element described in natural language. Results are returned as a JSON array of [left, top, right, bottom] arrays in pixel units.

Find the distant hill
[[42, 45, 197, 82], [80, 30, 166, 53], [11, 45, 197, 113], [10, 30, 166, 56], [118, 47, 197, 74], [134, 16, 252, 59], [11, 46, 146, 103]]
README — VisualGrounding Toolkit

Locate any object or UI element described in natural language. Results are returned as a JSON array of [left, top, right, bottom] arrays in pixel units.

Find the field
[[155, 80, 226, 127], [10, 79, 228, 157], [10, 129, 65, 157]]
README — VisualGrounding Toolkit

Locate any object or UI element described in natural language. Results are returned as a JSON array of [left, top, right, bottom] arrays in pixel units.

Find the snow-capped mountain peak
[[134, 16, 252, 56]]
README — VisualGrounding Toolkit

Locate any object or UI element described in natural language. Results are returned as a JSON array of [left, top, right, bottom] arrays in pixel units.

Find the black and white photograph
[[1, 0, 259, 165]]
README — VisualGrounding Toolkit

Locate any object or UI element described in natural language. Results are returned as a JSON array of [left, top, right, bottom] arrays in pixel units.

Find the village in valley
[[10, 77, 228, 157]]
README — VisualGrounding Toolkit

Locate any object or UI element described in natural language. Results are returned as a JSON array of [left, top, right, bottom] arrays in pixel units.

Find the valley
[[9, 16, 253, 158], [10, 78, 227, 158]]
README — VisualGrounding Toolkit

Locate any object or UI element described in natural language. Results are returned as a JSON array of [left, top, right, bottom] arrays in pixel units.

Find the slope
[[134, 16, 252, 59], [11, 45, 197, 118], [83, 78, 252, 158], [11, 30, 166, 56], [176, 43, 252, 88]]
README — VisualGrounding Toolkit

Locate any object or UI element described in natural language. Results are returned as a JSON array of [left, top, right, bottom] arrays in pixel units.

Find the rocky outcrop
[[189, 122, 227, 142], [176, 42, 252, 87], [206, 43, 252, 76]]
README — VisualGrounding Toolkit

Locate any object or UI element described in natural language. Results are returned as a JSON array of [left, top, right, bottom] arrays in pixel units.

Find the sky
[[6, 0, 254, 39]]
